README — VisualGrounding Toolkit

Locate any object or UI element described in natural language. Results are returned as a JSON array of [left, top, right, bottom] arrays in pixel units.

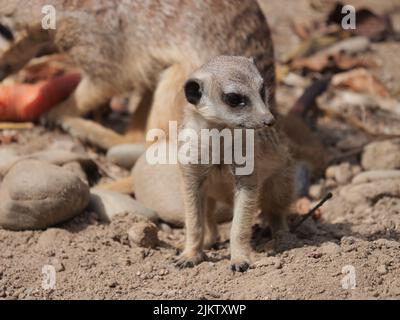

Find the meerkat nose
[[263, 116, 276, 127]]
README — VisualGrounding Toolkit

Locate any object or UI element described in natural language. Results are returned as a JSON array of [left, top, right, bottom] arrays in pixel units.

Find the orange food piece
[[0, 73, 81, 122]]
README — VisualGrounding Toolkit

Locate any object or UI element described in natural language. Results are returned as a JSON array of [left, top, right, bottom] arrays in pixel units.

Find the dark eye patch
[[260, 83, 266, 102], [223, 93, 249, 108], [0, 24, 14, 41]]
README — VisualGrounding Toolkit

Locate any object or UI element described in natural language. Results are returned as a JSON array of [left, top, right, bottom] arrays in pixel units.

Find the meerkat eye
[[223, 93, 248, 108]]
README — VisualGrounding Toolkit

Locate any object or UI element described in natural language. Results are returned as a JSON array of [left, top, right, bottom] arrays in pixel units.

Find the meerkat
[[175, 56, 294, 272], [0, 0, 276, 150]]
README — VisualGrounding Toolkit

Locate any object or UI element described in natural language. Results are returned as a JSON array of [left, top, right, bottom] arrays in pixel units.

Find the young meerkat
[[176, 56, 294, 272]]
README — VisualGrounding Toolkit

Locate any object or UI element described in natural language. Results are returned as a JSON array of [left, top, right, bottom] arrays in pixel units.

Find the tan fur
[[145, 62, 193, 138], [96, 177, 134, 195]]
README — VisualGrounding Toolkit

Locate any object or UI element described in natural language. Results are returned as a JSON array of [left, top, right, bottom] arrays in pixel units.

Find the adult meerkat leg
[[45, 77, 115, 121], [63, 61, 190, 150], [230, 184, 260, 272], [203, 197, 219, 249], [47, 79, 150, 150], [260, 169, 294, 238], [60, 118, 131, 151], [176, 166, 208, 268]]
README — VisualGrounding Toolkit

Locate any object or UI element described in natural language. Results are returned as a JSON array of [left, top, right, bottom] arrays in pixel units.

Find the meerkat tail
[[96, 177, 134, 195]]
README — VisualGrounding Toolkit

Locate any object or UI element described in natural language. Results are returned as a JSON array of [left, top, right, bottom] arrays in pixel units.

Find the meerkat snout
[[263, 114, 276, 127], [183, 56, 275, 130]]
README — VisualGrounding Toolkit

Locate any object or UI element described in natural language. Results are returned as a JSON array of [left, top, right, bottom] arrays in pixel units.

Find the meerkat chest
[[204, 165, 235, 203]]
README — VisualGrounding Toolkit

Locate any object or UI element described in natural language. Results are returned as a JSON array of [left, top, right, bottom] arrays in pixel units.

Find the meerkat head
[[184, 56, 275, 129]]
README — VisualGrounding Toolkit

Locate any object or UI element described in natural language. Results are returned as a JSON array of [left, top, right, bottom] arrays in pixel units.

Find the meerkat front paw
[[175, 251, 207, 269], [230, 258, 250, 273]]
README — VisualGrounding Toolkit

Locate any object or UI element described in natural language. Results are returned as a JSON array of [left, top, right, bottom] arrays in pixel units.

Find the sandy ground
[[1, 191, 400, 300], [1, 0, 400, 300]]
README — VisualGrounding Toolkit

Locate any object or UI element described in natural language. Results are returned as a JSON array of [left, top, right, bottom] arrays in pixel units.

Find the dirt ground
[[1, 0, 400, 300]]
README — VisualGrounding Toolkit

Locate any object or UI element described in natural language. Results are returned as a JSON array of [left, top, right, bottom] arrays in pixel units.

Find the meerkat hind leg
[[45, 77, 115, 122], [43, 77, 135, 150], [60, 117, 130, 151], [95, 176, 134, 195], [260, 170, 294, 238]]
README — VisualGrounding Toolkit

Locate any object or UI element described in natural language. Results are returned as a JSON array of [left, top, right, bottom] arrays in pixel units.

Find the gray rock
[[36, 228, 72, 249], [0, 149, 18, 166], [49, 258, 66, 272], [339, 179, 400, 204], [325, 166, 336, 179], [159, 223, 173, 234], [253, 257, 283, 269], [106, 144, 145, 170], [362, 139, 400, 170], [0, 160, 90, 230], [334, 163, 353, 185], [132, 155, 185, 226], [128, 221, 159, 248], [377, 265, 388, 275], [132, 152, 233, 226], [309, 184, 323, 200], [352, 170, 400, 184], [0, 150, 97, 178], [62, 162, 89, 185], [0, 149, 19, 180], [319, 242, 341, 255], [89, 189, 158, 222]]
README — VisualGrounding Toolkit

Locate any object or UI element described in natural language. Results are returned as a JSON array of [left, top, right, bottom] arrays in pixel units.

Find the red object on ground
[[0, 73, 81, 122]]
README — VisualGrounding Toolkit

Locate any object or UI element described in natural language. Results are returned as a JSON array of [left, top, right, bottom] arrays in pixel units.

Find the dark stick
[[291, 192, 333, 232]]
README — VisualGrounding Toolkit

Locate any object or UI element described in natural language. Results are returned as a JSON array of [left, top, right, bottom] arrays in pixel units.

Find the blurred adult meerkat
[[0, 0, 276, 150], [176, 56, 294, 272]]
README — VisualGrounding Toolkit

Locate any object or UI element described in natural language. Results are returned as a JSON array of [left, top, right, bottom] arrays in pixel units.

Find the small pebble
[[128, 222, 159, 249], [377, 265, 388, 275], [309, 184, 323, 200]]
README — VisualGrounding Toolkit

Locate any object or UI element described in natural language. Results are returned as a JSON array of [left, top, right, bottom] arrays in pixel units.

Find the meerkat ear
[[184, 79, 203, 105]]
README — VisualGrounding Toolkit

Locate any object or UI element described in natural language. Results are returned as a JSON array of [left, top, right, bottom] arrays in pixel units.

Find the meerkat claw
[[174, 252, 207, 269], [230, 262, 250, 273]]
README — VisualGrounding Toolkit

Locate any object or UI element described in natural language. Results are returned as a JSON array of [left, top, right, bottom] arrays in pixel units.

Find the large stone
[[339, 179, 400, 204], [326, 163, 353, 185], [352, 170, 400, 184], [89, 189, 158, 222], [132, 154, 185, 226], [132, 152, 233, 226], [362, 139, 400, 170], [106, 144, 145, 170], [0, 150, 97, 178], [0, 160, 90, 230]]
